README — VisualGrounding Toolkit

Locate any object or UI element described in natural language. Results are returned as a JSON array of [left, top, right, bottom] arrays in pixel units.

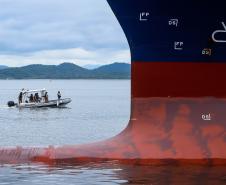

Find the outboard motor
[[7, 101, 15, 107]]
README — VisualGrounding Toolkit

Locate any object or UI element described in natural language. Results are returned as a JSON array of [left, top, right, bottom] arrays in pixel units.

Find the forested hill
[[0, 63, 131, 79]]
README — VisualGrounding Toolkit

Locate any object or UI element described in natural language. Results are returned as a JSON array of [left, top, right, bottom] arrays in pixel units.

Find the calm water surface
[[0, 80, 226, 185], [0, 80, 130, 146]]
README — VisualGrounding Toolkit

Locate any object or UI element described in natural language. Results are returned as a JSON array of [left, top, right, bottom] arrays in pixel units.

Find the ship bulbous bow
[[1, 0, 226, 165]]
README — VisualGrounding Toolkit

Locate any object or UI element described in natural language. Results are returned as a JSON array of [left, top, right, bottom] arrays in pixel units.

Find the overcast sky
[[0, 0, 130, 67]]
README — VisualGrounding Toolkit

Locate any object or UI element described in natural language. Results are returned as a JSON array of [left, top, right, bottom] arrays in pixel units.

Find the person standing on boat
[[18, 92, 23, 104], [44, 92, 49, 103], [57, 91, 61, 100]]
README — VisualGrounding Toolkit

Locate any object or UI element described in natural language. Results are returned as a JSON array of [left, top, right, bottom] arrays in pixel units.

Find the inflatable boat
[[7, 89, 72, 108]]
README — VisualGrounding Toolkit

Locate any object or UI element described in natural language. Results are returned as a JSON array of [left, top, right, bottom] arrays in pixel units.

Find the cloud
[[0, 48, 131, 67], [0, 0, 130, 66]]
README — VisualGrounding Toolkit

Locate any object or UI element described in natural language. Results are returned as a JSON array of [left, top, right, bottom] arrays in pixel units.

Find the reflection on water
[[118, 164, 226, 185], [0, 162, 126, 185], [1, 162, 226, 185]]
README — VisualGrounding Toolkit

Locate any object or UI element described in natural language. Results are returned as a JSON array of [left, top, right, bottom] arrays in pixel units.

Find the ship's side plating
[[1, 0, 226, 165], [110, 0, 226, 163]]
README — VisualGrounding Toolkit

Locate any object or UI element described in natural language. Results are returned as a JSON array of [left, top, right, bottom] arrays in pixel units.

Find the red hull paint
[[132, 62, 226, 98]]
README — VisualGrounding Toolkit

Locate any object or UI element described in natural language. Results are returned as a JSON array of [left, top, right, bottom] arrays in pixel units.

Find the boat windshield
[[21, 89, 46, 103]]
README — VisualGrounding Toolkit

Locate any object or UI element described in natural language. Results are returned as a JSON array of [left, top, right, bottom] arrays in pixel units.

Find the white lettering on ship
[[212, 22, 226, 43], [174, 41, 183, 50], [202, 114, 211, 121], [139, 12, 150, 21]]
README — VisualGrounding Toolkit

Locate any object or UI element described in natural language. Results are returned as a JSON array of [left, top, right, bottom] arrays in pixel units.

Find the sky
[[0, 0, 130, 67]]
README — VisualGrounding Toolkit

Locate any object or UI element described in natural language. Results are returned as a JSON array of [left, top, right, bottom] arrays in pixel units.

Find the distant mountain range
[[0, 63, 131, 79]]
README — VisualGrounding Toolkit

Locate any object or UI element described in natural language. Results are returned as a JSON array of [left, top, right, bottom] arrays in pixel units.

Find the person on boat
[[57, 91, 61, 100], [18, 92, 23, 104], [37, 93, 41, 102], [33, 94, 36, 102], [29, 94, 34, 103], [34, 93, 40, 102], [44, 92, 49, 103]]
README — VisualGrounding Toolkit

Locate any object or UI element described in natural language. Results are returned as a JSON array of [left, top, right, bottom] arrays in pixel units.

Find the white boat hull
[[17, 98, 72, 108]]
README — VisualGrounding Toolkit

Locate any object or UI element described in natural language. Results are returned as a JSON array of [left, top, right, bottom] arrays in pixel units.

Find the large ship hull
[[1, 0, 226, 165]]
